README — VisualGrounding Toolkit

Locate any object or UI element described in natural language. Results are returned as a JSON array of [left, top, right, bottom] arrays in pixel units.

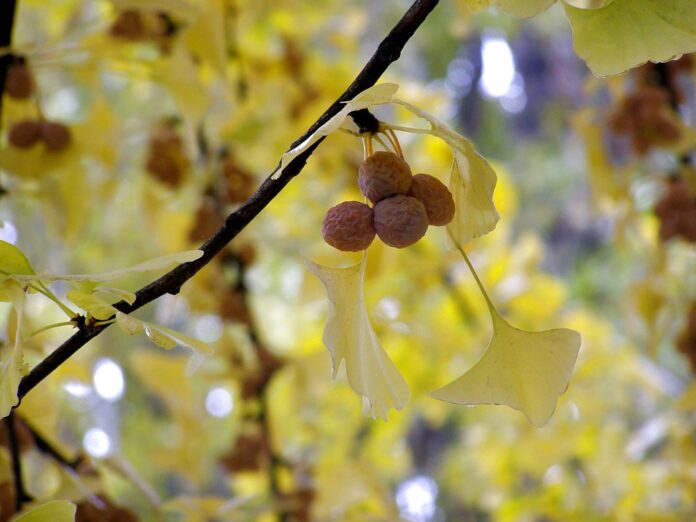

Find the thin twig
[[16, 0, 440, 404]]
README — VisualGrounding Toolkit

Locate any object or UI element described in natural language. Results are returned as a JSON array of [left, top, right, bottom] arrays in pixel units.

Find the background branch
[[6, 412, 32, 511], [15, 0, 439, 403], [0, 0, 18, 123], [17, 416, 82, 470]]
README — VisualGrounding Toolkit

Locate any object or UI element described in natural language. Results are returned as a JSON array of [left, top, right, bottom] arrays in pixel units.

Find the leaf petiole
[[447, 231, 497, 315], [26, 321, 74, 340], [29, 281, 76, 319], [372, 133, 391, 153]]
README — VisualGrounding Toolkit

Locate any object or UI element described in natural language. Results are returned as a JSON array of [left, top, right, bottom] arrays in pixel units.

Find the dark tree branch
[[0, 0, 18, 196], [0, 12, 26, 510], [6, 412, 32, 511], [16, 0, 440, 403], [0, 0, 18, 123]]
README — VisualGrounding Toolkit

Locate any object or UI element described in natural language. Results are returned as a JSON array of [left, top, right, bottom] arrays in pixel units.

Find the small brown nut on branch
[[322, 201, 375, 252], [374, 195, 428, 248], [358, 151, 412, 203], [408, 173, 455, 226], [5, 63, 35, 100], [8, 119, 41, 149], [40, 121, 72, 152]]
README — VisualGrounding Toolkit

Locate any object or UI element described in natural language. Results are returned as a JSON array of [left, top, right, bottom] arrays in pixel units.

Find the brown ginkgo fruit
[[8, 119, 41, 149], [40, 121, 72, 152], [373, 195, 428, 248], [408, 173, 455, 226], [321, 201, 376, 252], [358, 151, 412, 203], [5, 63, 35, 100]]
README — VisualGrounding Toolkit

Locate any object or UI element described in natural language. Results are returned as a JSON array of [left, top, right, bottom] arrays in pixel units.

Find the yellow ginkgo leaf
[[462, 0, 556, 18], [677, 382, 696, 410], [0, 143, 78, 180], [67, 290, 117, 321], [431, 308, 581, 427], [563, 0, 696, 76], [10, 500, 76, 522], [0, 240, 35, 276], [144, 324, 178, 349], [183, 0, 227, 76], [431, 243, 581, 426], [146, 322, 212, 355], [393, 100, 499, 244], [306, 255, 409, 420], [1, 283, 27, 418], [116, 311, 144, 336], [163, 495, 252, 521], [16, 249, 203, 284], [95, 286, 137, 306], [118, 312, 210, 367], [155, 43, 210, 130]]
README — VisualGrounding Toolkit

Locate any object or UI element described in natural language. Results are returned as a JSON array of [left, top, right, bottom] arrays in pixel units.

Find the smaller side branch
[[18, 416, 82, 470]]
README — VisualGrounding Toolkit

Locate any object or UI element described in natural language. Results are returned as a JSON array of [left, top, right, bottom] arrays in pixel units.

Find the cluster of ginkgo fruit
[[608, 57, 692, 156], [321, 133, 455, 252], [5, 59, 72, 152], [608, 85, 682, 155], [605, 55, 696, 246]]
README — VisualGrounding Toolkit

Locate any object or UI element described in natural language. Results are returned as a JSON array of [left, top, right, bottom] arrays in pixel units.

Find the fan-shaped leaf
[[306, 256, 409, 419], [431, 302, 580, 426], [563, 0, 696, 76]]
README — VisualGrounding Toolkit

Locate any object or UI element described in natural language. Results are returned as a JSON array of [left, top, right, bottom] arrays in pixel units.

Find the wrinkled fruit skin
[[8, 120, 41, 148], [5, 64, 34, 99], [374, 195, 428, 248], [358, 151, 412, 203], [322, 201, 375, 252], [408, 173, 455, 226], [40, 121, 72, 151]]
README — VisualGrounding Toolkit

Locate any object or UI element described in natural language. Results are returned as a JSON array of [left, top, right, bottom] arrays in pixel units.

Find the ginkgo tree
[[1, 0, 695, 520]]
